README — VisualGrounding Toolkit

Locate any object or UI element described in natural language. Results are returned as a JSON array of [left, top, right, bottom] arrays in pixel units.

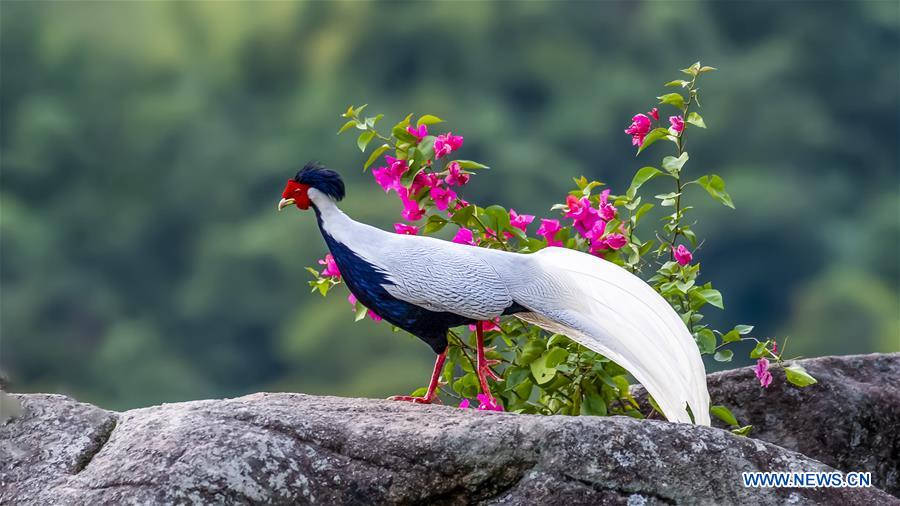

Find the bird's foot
[[388, 395, 441, 404], [479, 359, 502, 382]]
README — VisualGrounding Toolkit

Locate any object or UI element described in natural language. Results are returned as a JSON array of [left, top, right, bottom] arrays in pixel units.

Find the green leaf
[[636, 128, 671, 155], [337, 120, 358, 135], [681, 62, 701, 76], [686, 112, 706, 129], [694, 328, 716, 354], [580, 392, 607, 416], [356, 130, 375, 152], [731, 425, 753, 437], [483, 205, 511, 234], [450, 204, 475, 227], [634, 203, 654, 225], [693, 288, 724, 309], [714, 350, 734, 362], [354, 305, 368, 322], [698, 65, 717, 74], [750, 341, 767, 359], [423, 215, 448, 234], [665, 80, 690, 88], [695, 174, 735, 209], [529, 347, 569, 385], [657, 92, 686, 110], [454, 160, 490, 170], [518, 339, 545, 365], [417, 114, 443, 126], [735, 324, 754, 335], [363, 144, 390, 170], [662, 152, 689, 174], [710, 405, 739, 426], [722, 330, 741, 343], [627, 166, 663, 199], [784, 364, 818, 387]]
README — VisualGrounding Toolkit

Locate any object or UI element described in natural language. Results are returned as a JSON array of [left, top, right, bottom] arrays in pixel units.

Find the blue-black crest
[[294, 161, 345, 201]]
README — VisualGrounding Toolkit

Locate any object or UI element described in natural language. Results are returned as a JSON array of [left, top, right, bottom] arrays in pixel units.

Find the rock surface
[[2, 354, 897, 505], [703, 353, 900, 496]]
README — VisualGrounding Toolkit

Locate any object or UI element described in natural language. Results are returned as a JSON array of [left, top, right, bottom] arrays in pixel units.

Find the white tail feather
[[512, 247, 710, 425]]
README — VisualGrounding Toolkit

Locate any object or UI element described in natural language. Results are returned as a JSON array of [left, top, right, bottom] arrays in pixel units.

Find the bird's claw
[[388, 395, 441, 405]]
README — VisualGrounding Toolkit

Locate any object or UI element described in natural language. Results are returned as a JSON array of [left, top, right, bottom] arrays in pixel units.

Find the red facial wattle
[[281, 180, 311, 210]]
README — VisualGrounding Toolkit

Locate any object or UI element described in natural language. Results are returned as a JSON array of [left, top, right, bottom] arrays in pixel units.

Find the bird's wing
[[354, 233, 516, 320], [499, 247, 710, 425]]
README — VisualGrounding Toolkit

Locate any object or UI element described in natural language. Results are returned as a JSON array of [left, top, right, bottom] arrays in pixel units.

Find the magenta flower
[[772, 341, 778, 355], [399, 188, 425, 221], [409, 171, 441, 193], [434, 132, 464, 159], [673, 244, 693, 266], [394, 223, 419, 235], [429, 185, 457, 211], [604, 233, 628, 250], [509, 209, 535, 232], [372, 156, 409, 193], [536, 219, 563, 247], [755, 358, 773, 388], [565, 195, 601, 236], [599, 189, 617, 221], [649, 107, 659, 121], [454, 198, 470, 210], [452, 227, 477, 246], [625, 113, 652, 147], [459, 399, 471, 409], [476, 393, 504, 412], [406, 124, 428, 142], [468, 317, 501, 333], [668, 115, 685, 136], [318, 254, 341, 279], [444, 161, 470, 186]]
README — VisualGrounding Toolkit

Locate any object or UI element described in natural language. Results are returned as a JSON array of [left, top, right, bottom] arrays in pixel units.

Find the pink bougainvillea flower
[[649, 107, 659, 121], [509, 208, 535, 232], [536, 219, 563, 247], [434, 132, 464, 159], [669, 115, 685, 135], [772, 341, 778, 355], [673, 244, 693, 266], [393, 223, 419, 235], [399, 188, 425, 221], [406, 124, 428, 141], [564, 196, 600, 236], [625, 113, 652, 147], [755, 357, 773, 388], [476, 393, 504, 412], [411, 171, 441, 193], [372, 156, 410, 193], [459, 399, 471, 409], [604, 233, 628, 250], [429, 185, 457, 211], [468, 317, 501, 333], [452, 227, 476, 246], [318, 254, 341, 278], [444, 161, 470, 186], [599, 189, 617, 221], [454, 197, 470, 210]]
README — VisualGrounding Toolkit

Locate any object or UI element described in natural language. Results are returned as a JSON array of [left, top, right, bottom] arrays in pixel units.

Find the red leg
[[475, 321, 501, 399], [389, 350, 447, 404]]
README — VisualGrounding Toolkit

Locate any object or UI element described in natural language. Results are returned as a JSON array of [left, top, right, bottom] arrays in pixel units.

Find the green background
[[2, 1, 898, 410]]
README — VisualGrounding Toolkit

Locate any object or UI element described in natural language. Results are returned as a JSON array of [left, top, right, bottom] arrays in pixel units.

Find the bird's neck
[[308, 189, 375, 254]]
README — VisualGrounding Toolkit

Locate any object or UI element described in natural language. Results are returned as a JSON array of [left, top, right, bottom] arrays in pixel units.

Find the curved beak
[[277, 198, 295, 211]]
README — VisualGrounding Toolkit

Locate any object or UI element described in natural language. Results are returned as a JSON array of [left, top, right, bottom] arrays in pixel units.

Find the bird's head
[[278, 161, 346, 211]]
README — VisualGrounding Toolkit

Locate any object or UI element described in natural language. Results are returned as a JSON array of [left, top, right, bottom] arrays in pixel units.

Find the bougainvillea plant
[[307, 62, 817, 430]]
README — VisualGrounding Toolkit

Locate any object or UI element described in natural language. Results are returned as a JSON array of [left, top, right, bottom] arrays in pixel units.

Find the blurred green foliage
[[1, 1, 897, 410]]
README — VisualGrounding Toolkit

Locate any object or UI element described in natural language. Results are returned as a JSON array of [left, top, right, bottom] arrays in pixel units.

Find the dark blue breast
[[315, 213, 473, 354]]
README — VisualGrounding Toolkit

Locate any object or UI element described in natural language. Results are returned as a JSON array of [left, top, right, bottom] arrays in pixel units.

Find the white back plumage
[[311, 190, 710, 425]]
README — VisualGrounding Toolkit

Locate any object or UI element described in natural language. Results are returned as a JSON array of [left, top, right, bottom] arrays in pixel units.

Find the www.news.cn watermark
[[742, 471, 872, 488]]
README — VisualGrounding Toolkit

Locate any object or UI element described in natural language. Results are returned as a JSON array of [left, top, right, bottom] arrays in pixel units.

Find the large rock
[[2, 387, 896, 505], [702, 353, 900, 496]]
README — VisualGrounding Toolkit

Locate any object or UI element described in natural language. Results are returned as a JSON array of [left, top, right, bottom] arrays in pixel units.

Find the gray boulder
[[2, 384, 896, 505], [701, 353, 899, 496]]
